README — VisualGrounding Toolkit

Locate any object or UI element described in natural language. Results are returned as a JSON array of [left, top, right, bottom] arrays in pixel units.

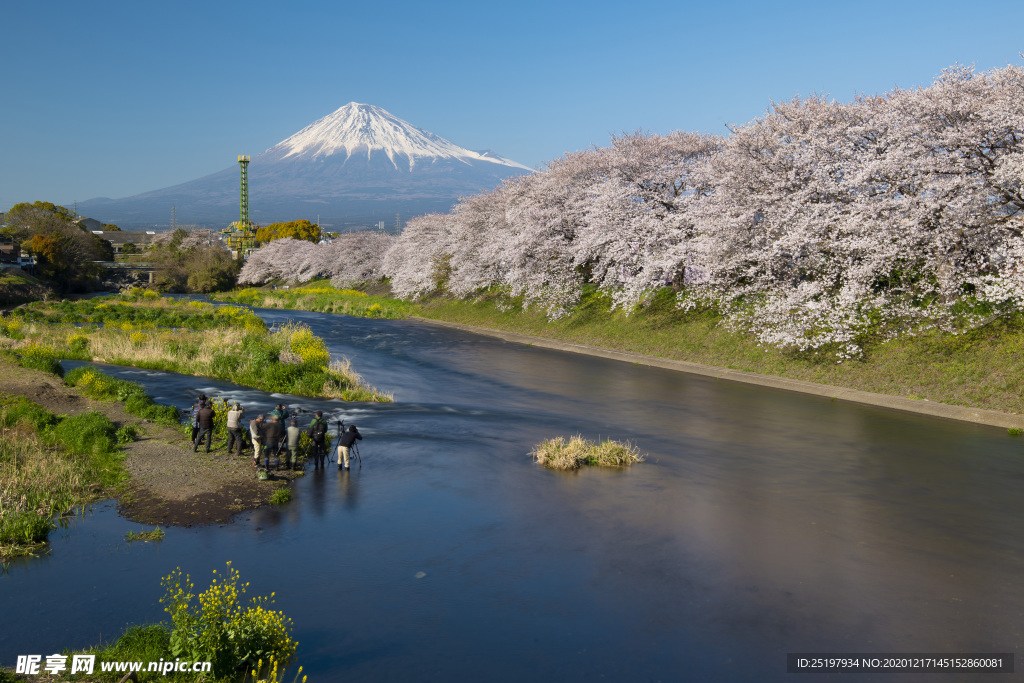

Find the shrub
[[18, 348, 64, 377], [160, 562, 297, 678], [48, 411, 119, 457], [269, 488, 292, 505], [67, 332, 90, 354], [116, 425, 139, 443], [0, 319, 24, 339]]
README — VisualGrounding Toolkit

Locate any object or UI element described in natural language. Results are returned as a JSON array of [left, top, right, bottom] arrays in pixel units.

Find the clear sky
[[2, 0, 1022, 214]]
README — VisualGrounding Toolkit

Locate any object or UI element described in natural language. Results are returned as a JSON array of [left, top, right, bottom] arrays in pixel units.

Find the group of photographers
[[190, 395, 362, 473]]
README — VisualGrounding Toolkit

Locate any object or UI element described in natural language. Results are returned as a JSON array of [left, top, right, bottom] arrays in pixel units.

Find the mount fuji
[[77, 103, 532, 229]]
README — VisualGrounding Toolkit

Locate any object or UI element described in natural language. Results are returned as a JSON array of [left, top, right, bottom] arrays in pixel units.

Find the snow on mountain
[[77, 104, 532, 228], [265, 102, 532, 171]]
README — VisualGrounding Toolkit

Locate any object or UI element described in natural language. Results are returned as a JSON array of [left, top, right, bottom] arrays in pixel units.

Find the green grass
[[125, 527, 165, 542], [6, 296, 392, 402], [531, 435, 645, 470], [64, 366, 181, 426], [212, 281, 412, 319], [269, 487, 292, 505], [12, 291, 267, 332], [0, 393, 129, 557], [15, 347, 65, 377]]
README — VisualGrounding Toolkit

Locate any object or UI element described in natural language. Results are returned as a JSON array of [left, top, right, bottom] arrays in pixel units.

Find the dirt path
[[0, 359, 299, 527]]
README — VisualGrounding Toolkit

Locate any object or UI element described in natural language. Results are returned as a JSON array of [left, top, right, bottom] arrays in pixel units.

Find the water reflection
[[1, 307, 1022, 681]]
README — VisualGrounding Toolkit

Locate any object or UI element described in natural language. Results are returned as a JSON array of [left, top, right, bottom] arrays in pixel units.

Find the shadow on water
[[2, 305, 1024, 681]]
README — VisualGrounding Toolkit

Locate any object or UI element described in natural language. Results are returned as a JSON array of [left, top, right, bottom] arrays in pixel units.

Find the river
[[2, 306, 1022, 681]]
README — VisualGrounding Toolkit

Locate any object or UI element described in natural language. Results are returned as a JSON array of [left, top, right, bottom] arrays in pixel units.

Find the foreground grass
[[532, 435, 644, 470], [0, 393, 127, 558], [3, 291, 392, 402]]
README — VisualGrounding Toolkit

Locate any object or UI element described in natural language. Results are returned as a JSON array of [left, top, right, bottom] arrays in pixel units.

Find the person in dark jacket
[[307, 411, 329, 469], [262, 414, 286, 470], [190, 394, 208, 443], [193, 400, 216, 453], [337, 424, 362, 470]]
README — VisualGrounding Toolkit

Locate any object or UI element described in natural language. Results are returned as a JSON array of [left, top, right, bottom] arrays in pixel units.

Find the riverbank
[[418, 317, 1024, 430], [0, 266, 52, 307], [212, 282, 1024, 427], [3, 292, 392, 402], [0, 358, 296, 537]]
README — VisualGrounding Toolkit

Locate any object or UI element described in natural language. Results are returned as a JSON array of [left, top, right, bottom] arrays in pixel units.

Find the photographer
[[337, 424, 362, 470]]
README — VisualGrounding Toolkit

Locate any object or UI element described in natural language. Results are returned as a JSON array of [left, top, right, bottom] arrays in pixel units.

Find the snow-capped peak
[[264, 102, 531, 171]]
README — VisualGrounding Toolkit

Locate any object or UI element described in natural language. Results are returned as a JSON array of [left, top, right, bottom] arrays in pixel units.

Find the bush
[[160, 562, 297, 678], [19, 348, 64, 377], [48, 411, 118, 457], [116, 425, 139, 443]]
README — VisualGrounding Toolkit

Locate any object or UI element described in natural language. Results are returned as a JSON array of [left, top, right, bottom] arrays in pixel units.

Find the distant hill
[[77, 103, 533, 229]]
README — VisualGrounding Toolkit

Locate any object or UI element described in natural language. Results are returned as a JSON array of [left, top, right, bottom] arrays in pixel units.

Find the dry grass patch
[[531, 435, 644, 470], [322, 358, 393, 402]]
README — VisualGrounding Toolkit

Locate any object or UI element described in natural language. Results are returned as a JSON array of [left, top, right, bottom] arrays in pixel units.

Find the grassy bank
[[0, 266, 52, 306], [212, 283, 411, 319], [213, 282, 1024, 417], [3, 291, 392, 402], [0, 393, 127, 558], [413, 288, 1024, 417]]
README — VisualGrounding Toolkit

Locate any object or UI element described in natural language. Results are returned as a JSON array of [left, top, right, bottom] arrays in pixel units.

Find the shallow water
[[3, 308, 1023, 681]]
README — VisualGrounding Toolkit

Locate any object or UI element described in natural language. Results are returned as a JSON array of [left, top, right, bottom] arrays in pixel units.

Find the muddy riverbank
[[0, 358, 296, 527]]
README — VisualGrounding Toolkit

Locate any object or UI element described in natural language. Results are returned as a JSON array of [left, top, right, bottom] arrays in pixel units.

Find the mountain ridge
[[77, 103, 531, 229]]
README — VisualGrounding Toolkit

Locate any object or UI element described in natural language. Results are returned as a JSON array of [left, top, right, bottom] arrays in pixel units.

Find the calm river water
[[2, 307, 1023, 682]]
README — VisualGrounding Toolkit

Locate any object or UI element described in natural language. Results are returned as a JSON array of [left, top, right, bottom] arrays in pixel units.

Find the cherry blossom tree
[[285, 62, 1024, 358]]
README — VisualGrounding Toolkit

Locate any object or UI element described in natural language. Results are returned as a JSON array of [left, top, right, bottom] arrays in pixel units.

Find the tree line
[[240, 63, 1024, 358]]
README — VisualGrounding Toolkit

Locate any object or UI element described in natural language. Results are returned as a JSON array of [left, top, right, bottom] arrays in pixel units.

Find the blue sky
[[2, 0, 1022, 214]]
